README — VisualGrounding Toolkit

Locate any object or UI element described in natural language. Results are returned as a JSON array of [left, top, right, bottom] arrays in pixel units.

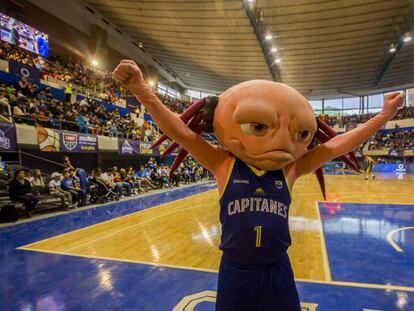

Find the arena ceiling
[[86, 0, 414, 97]]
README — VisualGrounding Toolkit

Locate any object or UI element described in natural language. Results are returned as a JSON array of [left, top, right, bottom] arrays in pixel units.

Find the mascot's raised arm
[[113, 59, 405, 311]]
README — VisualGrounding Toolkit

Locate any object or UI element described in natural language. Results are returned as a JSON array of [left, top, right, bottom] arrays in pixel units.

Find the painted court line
[[314, 201, 332, 281], [386, 226, 414, 252]]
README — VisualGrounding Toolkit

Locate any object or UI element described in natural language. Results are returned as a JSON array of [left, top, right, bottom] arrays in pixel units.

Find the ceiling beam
[[373, 11, 414, 86], [241, 0, 281, 82]]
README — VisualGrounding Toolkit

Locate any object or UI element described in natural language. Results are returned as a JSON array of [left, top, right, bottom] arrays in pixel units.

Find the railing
[[0, 113, 145, 141]]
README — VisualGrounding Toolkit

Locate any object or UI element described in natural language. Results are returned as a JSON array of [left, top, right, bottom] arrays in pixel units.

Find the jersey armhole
[[282, 168, 292, 198], [218, 156, 236, 200]]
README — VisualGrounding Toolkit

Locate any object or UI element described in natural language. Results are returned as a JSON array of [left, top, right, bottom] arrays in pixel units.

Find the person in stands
[[9, 169, 39, 217]]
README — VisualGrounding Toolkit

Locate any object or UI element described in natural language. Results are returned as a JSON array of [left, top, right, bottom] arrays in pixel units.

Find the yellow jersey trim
[[219, 157, 236, 199], [246, 164, 267, 176], [282, 168, 292, 198]]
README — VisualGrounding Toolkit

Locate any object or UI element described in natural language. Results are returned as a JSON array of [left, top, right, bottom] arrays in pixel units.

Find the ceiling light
[[265, 33, 272, 41], [275, 58, 281, 64], [148, 80, 155, 87], [389, 44, 396, 53], [91, 59, 98, 66], [271, 47, 278, 53], [403, 33, 412, 42]]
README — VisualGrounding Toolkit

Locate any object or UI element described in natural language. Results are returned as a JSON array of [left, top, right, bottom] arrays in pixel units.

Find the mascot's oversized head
[[213, 80, 317, 171]]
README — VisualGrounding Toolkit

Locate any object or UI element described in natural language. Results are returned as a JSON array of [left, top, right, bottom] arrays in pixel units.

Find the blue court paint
[[320, 202, 414, 287], [1, 251, 413, 311], [1, 184, 413, 310]]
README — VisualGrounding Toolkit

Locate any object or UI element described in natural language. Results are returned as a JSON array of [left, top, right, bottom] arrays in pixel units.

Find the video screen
[[0, 13, 48, 57]]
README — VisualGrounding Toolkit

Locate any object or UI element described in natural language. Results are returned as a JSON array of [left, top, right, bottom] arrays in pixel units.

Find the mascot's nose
[[265, 122, 293, 153]]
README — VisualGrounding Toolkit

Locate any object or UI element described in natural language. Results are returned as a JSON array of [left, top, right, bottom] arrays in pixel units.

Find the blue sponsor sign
[[119, 139, 164, 156], [60, 131, 97, 153], [0, 122, 17, 152], [8, 60, 40, 81], [372, 163, 406, 173]]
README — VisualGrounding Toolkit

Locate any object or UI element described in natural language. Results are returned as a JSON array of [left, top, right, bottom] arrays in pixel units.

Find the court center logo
[[62, 133, 78, 151], [173, 291, 319, 310]]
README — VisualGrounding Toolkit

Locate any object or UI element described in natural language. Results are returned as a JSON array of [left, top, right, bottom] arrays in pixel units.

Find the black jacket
[[9, 179, 32, 201]]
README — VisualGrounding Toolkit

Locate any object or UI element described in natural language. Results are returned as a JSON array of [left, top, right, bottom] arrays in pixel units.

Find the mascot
[[113, 60, 404, 310]]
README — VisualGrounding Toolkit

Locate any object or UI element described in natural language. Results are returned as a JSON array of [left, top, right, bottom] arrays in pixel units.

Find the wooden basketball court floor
[[1, 173, 413, 310]]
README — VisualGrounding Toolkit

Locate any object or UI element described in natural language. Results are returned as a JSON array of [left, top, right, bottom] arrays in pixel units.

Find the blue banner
[[0, 122, 17, 152], [60, 131, 98, 153], [119, 139, 166, 156], [372, 163, 406, 173], [126, 97, 141, 113], [8, 60, 40, 81]]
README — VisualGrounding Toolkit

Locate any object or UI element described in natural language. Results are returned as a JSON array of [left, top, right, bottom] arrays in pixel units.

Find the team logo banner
[[119, 139, 166, 156], [60, 131, 97, 153], [9, 60, 41, 81], [0, 122, 17, 152]]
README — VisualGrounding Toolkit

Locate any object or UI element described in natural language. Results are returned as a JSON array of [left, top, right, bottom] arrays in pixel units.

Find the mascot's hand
[[381, 92, 405, 121], [112, 60, 144, 93]]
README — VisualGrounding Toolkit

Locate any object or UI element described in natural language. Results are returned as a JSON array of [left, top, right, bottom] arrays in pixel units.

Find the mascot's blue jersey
[[219, 157, 292, 266]]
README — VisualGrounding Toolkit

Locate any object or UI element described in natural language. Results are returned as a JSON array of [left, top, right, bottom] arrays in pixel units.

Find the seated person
[[30, 169, 45, 188], [114, 168, 133, 196], [135, 165, 156, 189], [9, 169, 39, 217], [61, 169, 86, 207], [48, 172, 75, 208], [102, 167, 125, 197]]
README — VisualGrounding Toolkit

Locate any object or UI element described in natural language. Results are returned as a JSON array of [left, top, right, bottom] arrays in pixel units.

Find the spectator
[[64, 83, 72, 103], [113, 167, 132, 196], [62, 156, 75, 170], [16, 77, 30, 97], [30, 169, 45, 187], [48, 172, 75, 208], [9, 169, 39, 217], [61, 169, 86, 207], [135, 165, 156, 189], [102, 167, 124, 196]]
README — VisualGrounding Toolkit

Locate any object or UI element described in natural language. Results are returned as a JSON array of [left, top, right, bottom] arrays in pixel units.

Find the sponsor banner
[[372, 163, 406, 173], [37, 127, 60, 152], [9, 60, 40, 81], [0, 122, 17, 152], [60, 131, 97, 153], [126, 97, 141, 112], [119, 139, 169, 156]]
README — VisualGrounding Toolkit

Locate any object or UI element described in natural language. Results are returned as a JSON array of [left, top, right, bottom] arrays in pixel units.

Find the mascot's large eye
[[296, 130, 312, 143], [241, 123, 269, 136]]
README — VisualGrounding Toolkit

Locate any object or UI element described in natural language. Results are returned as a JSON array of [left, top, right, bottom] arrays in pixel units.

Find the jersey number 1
[[254, 226, 262, 247]]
